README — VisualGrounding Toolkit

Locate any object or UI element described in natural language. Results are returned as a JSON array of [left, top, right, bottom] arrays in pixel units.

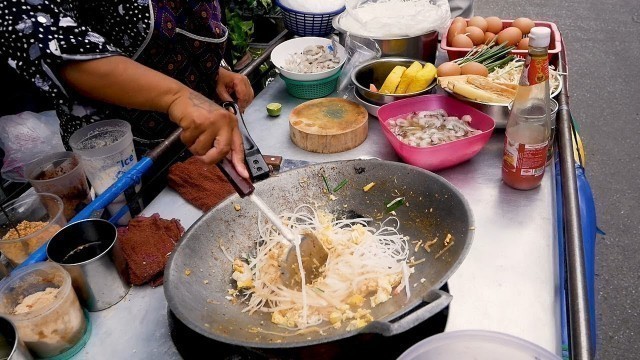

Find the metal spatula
[[281, 231, 328, 290], [216, 158, 328, 290]]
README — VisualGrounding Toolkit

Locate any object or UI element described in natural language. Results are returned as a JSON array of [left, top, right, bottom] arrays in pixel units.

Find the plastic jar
[[0, 193, 67, 266], [0, 262, 86, 358]]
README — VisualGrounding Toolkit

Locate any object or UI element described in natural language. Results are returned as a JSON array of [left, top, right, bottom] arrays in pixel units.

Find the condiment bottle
[[502, 27, 552, 190]]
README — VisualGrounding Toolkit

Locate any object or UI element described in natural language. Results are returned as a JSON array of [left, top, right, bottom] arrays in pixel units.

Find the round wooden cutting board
[[289, 98, 369, 153]]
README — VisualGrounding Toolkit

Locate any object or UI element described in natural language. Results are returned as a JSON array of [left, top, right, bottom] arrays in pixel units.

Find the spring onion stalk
[[454, 42, 515, 67], [322, 175, 331, 193], [385, 197, 406, 213], [333, 179, 348, 193]]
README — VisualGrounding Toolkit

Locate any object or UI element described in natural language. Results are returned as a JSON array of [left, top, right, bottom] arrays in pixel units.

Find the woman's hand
[[168, 89, 250, 179], [216, 68, 254, 111]]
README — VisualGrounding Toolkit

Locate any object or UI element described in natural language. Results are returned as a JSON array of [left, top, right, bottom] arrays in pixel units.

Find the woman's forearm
[[59, 55, 189, 113]]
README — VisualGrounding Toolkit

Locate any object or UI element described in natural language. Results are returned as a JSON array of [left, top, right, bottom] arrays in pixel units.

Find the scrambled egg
[[370, 274, 403, 307], [231, 259, 253, 289]]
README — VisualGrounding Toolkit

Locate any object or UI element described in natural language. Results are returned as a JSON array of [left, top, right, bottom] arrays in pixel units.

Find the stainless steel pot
[[332, 14, 438, 64], [0, 316, 33, 360], [352, 57, 437, 105], [165, 159, 474, 349]]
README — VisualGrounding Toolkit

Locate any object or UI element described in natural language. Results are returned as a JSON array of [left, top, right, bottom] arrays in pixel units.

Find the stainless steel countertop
[[76, 78, 560, 359]]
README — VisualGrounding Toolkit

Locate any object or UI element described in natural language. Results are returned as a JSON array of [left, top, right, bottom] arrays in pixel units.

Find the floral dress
[[0, 0, 228, 147]]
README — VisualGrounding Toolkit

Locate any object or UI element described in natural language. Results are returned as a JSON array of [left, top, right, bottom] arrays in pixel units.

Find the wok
[[165, 159, 474, 348]]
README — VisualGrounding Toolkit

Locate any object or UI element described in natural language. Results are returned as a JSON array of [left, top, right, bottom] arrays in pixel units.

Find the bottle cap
[[529, 27, 551, 48]]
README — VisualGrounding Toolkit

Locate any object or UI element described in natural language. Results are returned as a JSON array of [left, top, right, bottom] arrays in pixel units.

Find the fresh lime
[[266, 103, 282, 117]]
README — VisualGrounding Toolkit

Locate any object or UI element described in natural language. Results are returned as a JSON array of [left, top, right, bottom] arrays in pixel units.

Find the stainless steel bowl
[[443, 84, 561, 129], [352, 88, 380, 118], [352, 57, 437, 105], [332, 14, 438, 63]]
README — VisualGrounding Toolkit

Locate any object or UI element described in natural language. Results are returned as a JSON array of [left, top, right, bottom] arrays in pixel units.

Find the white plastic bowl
[[271, 37, 346, 81], [398, 330, 562, 360]]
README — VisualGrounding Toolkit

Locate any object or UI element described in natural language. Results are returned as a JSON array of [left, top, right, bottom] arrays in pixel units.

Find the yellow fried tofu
[[395, 61, 422, 94], [379, 66, 406, 94], [405, 63, 437, 94]]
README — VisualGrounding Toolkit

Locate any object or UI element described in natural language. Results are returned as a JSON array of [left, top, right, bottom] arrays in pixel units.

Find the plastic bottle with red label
[[502, 27, 552, 190]]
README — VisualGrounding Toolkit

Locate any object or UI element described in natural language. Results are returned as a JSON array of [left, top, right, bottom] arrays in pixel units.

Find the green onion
[[322, 175, 331, 193], [454, 42, 515, 68], [333, 179, 348, 193], [385, 197, 406, 213]]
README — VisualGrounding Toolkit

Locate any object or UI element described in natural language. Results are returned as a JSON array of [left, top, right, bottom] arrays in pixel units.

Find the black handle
[[222, 102, 270, 181], [217, 157, 254, 198]]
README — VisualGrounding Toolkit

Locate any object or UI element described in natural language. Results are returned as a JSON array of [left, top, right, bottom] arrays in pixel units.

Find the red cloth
[[167, 157, 235, 211], [115, 214, 184, 286]]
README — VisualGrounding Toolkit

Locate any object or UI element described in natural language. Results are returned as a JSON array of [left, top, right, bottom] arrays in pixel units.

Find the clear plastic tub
[[398, 330, 562, 360], [68, 120, 138, 224], [24, 151, 92, 221], [0, 262, 87, 358], [0, 193, 67, 266]]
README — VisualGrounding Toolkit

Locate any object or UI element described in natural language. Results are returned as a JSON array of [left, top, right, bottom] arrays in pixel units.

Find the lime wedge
[[266, 103, 282, 117]]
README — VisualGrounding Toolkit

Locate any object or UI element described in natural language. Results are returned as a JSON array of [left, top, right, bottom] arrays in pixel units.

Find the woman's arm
[[60, 56, 249, 179], [60, 56, 185, 113]]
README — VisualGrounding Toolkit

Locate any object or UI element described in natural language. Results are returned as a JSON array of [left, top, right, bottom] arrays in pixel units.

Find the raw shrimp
[[284, 45, 341, 74], [387, 110, 481, 147]]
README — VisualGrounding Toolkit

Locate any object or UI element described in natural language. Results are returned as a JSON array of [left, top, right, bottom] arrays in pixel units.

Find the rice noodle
[[232, 205, 413, 330]]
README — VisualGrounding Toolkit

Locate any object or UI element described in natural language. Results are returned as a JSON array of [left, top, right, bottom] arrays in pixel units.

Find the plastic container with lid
[[0, 262, 87, 358], [0, 193, 67, 266], [398, 330, 562, 360]]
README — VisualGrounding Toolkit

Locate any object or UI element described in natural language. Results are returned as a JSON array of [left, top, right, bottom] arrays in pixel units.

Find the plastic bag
[[337, 35, 381, 98], [278, 0, 345, 13], [339, 0, 450, 38], [0, 111, 66, 182]]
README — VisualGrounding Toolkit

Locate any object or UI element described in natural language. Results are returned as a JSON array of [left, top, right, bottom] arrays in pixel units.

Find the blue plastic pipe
[[16, 157, 155, 269], [556, 160, 598, 357]]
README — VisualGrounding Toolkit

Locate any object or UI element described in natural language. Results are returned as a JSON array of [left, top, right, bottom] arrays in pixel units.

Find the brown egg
[[517, 37, 530, 50], [460, 61, 488, 76], [437, 62, 462, 77], [465, 26, 485, 45], [447, 20, 467, 44], [451, 34, 474, 48], [485, 16, 503, 34], [452, 17, 467, 26], [496, 27, 523, 47], [468, 16, 488, 32], [484, 32, 497, 44], [512, 17, 535, 35]]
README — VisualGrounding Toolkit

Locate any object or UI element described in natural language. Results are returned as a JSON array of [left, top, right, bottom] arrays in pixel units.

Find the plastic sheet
[[0, 111, 65, 182], [337, 36, 381, 97], [337, 0, 450, 38]]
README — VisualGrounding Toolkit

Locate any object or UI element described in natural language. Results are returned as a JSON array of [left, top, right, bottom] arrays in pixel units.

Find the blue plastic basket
[[275, 0, 345, 37]]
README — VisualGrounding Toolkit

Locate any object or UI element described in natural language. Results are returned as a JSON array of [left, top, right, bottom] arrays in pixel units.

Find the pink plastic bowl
[[377, 94, 496, 171]]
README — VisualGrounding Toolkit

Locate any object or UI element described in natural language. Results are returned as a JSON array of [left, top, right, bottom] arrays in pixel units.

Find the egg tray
[[440, 20, 562, 62]]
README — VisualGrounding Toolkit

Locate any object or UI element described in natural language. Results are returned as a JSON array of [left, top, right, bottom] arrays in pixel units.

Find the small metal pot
[[0, 316, 33, 360], [332, 14, 438, 64], [351, 58, 436, 105]]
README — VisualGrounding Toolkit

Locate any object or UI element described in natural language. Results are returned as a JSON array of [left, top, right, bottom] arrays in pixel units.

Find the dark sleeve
[[0, 0, 123, 103]]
